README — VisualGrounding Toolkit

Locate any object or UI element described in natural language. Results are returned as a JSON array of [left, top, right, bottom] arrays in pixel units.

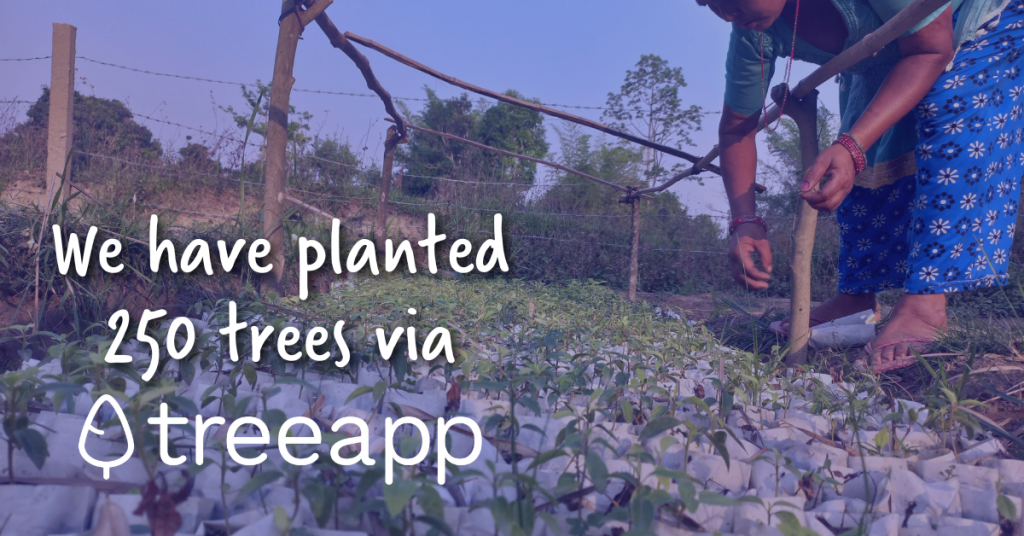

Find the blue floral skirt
[[836, 1, 1024, 294]]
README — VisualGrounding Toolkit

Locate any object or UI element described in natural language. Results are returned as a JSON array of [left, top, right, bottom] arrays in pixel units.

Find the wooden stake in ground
[[376, 126, 402, 251], [263, 2, 306, 292], [772, 85, 820, 364], [45, 23, 76, 208], [628, 193, 641, 302]]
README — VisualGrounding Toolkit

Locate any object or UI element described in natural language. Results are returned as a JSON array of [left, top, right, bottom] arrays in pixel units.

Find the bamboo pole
[[772, 86, 820, 364], [624, 0, 949, 201], [392, 120, 653, 199], [263, 1, 305, 292], [628, 194, 641, 302], [45, 23, 76, 208], [344, 31, 720, 176], [376, 127, 401, 251]]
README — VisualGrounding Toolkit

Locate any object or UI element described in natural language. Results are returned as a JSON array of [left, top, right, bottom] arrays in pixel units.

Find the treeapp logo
[[78, 394, 135, 480]]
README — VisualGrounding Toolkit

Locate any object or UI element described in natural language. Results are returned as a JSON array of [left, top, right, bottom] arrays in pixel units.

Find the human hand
[[728, 223, 773, 290], [799, 144, 856, 212]]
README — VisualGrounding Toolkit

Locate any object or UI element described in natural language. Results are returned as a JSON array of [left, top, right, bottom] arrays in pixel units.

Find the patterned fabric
[[724, 0, 1011, 185], [837, 2, 1024, 294]]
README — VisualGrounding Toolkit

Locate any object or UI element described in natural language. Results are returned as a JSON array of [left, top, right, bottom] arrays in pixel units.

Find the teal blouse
[[724, 0, 1009, 187]]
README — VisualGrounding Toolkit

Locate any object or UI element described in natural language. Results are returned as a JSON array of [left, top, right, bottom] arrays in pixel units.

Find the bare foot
[[863, 293, 947, 366], [772, 292, 879, 334]]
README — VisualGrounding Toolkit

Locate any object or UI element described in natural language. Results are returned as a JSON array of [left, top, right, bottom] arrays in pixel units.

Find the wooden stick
[[285, 194, 340, 222], [625, 0, 950, 200], [628, 196, 641, 302], [263, 0, 304, 292], [344, 31, 719, 175], [376, 126, 401, 251], [312, 13, 406, 138], [775, 86, 820, 365], [392, 119, 653, 199], [297, 0, 332, 27]]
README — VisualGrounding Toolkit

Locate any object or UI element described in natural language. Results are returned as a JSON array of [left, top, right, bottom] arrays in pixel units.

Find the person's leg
[[827, 179, 918, 316], [770, 185, 888, 335], [869, 5, 1024, 364], [771, 177, 916, 335]]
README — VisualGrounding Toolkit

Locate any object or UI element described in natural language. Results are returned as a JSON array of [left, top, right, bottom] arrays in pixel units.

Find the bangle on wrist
[[834, 132, 867, 175], [729, 215, 767, 235]]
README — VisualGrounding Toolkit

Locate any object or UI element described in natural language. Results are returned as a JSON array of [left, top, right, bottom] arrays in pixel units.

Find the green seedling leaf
[[998, 494, 1018, 522], [419, 485, 445, 520], [586, 450, 608, 493], [474, 380, 507, 392], [721, 390, 734, 417], [873, 428, 891, 452], [710, 430, 731, 469], [372, 381, 387, 404], [527, 448, 568, 471], [620, 399, 634, 424], [232, 470, 282, 505], [519, 396, 542, 416], [242, 362, 257, 387], [345, 385, 373, 404], [167, 395, 199, 418], [13, 428, 48, 469], [383, 479, 417, 517], [660, 434, 677, 454], [677, 477, 699, 513], [552, 409, 574, 419], [37, 382, 86, 394], [775, 511, 819, 536], [697, 490, 741, 507], [261, 409, 287, 433], [630, 497, 654, 531], [639, 416, 681, 441], [139, 385, 179, 406], [354, 468, 384, 500], [273, 506, 291, 532], [302, 482, 337, 528]]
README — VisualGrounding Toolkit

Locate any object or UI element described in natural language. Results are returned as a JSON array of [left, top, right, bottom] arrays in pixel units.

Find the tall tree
[[20, 88, 163, 176], [397, 90, 479, 196], [603, 55, 702, 187], [538, 123, 644, 214], [474, 89, 549, 185], [397, 89, 547, 196]]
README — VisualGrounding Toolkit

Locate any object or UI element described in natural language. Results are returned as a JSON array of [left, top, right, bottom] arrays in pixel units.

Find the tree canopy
[[21, 87, 163, 174], [603, 54, 702, 186], [397, 89, 548, 196]]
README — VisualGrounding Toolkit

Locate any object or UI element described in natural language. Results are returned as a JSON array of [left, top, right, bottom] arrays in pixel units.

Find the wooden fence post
[[628, 191, 640, 302], [263, 2, 304, 292], [772, 86, 820, 365], [45, 23, 76, 209], [376, 126, 400, 251]]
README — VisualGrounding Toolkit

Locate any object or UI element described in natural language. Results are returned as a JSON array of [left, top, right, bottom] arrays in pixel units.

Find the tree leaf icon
[[78, 394, 135, 480]]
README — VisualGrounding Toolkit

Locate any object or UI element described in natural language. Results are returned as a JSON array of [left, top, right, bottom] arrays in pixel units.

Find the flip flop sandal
[[854, 338, 933, 374], [769, 314, 830, 337]]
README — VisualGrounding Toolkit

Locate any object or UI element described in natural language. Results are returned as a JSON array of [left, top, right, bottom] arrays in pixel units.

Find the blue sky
[[0, 1, 838, 216]]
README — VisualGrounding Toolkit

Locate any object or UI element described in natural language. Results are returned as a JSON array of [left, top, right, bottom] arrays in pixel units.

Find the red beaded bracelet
[[834, 133, 867, 175], [729, 215, 767, 235]]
